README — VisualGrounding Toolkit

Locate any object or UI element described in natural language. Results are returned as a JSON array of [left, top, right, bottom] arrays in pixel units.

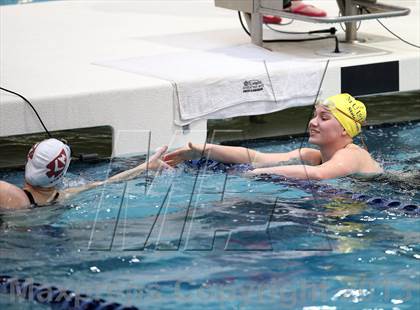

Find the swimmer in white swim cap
[[0, 139, 171, 210], [25, 138, 72, 188]]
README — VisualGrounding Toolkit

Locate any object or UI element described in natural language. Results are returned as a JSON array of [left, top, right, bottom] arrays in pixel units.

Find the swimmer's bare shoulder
[[0, 181, 30, 210], [345, 144, 383, 175]]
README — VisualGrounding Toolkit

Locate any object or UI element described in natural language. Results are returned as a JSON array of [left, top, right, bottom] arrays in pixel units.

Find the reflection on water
[[373, 170, 420, 192]]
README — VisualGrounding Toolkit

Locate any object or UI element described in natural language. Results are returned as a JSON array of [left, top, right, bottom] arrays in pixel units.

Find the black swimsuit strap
[[23, 189, 37, 207], [52, 191, 60, 202], [23, 190, 60, 208]]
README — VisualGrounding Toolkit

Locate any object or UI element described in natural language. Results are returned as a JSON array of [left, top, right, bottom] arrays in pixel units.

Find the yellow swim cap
[[320, 93, 367, 138]]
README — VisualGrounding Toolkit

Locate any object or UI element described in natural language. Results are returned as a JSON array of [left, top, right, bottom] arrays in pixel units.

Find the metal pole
[[251, 0, 263, 46], [344, 0, 358, 42]]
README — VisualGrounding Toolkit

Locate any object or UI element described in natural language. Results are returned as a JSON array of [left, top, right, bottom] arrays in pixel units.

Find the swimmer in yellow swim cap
[[318, 93, 366, 138], [164, 93, 383, 180]]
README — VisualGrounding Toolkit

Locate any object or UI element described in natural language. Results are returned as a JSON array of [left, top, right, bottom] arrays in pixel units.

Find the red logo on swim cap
[[46, 148, 68, 179], [28, 143, 39, 160]]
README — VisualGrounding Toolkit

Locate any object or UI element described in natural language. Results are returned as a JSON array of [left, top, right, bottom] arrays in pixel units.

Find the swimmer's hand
[[104, 145, 172, 181], [144, 146, 173, 171], [163, 142, 205, 167]]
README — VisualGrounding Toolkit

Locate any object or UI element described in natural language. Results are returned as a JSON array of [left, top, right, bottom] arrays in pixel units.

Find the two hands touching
[[162, 142, 204, 168], [132, 143, 204, 173]]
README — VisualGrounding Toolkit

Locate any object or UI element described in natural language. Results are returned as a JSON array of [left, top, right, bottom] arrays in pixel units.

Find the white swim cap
[[25, 138, 71, 187]]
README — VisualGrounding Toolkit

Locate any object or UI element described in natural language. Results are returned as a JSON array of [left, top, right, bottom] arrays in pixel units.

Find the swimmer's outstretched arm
[[61, 146, 172, 199], [164, 143, 257, 166], [164, 143, 321, 167], [248, 149, 358, 180], [105, 146, 172, 183]]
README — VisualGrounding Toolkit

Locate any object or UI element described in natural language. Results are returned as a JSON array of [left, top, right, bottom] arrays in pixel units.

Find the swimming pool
[[1, 120, 419, 309]]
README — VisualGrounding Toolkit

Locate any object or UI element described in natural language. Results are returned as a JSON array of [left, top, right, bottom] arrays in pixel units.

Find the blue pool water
[[1, 121, 419, 309]]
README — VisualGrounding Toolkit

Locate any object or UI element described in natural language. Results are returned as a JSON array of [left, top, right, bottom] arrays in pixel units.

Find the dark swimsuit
[[23, 190, 60, 208]]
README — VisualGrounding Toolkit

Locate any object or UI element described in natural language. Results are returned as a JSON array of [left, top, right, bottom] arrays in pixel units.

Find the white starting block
[[215, 0, 410, 45]]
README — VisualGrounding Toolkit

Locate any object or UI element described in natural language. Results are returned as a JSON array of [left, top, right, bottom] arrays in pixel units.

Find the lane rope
[[0, 275, 138, 310]]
